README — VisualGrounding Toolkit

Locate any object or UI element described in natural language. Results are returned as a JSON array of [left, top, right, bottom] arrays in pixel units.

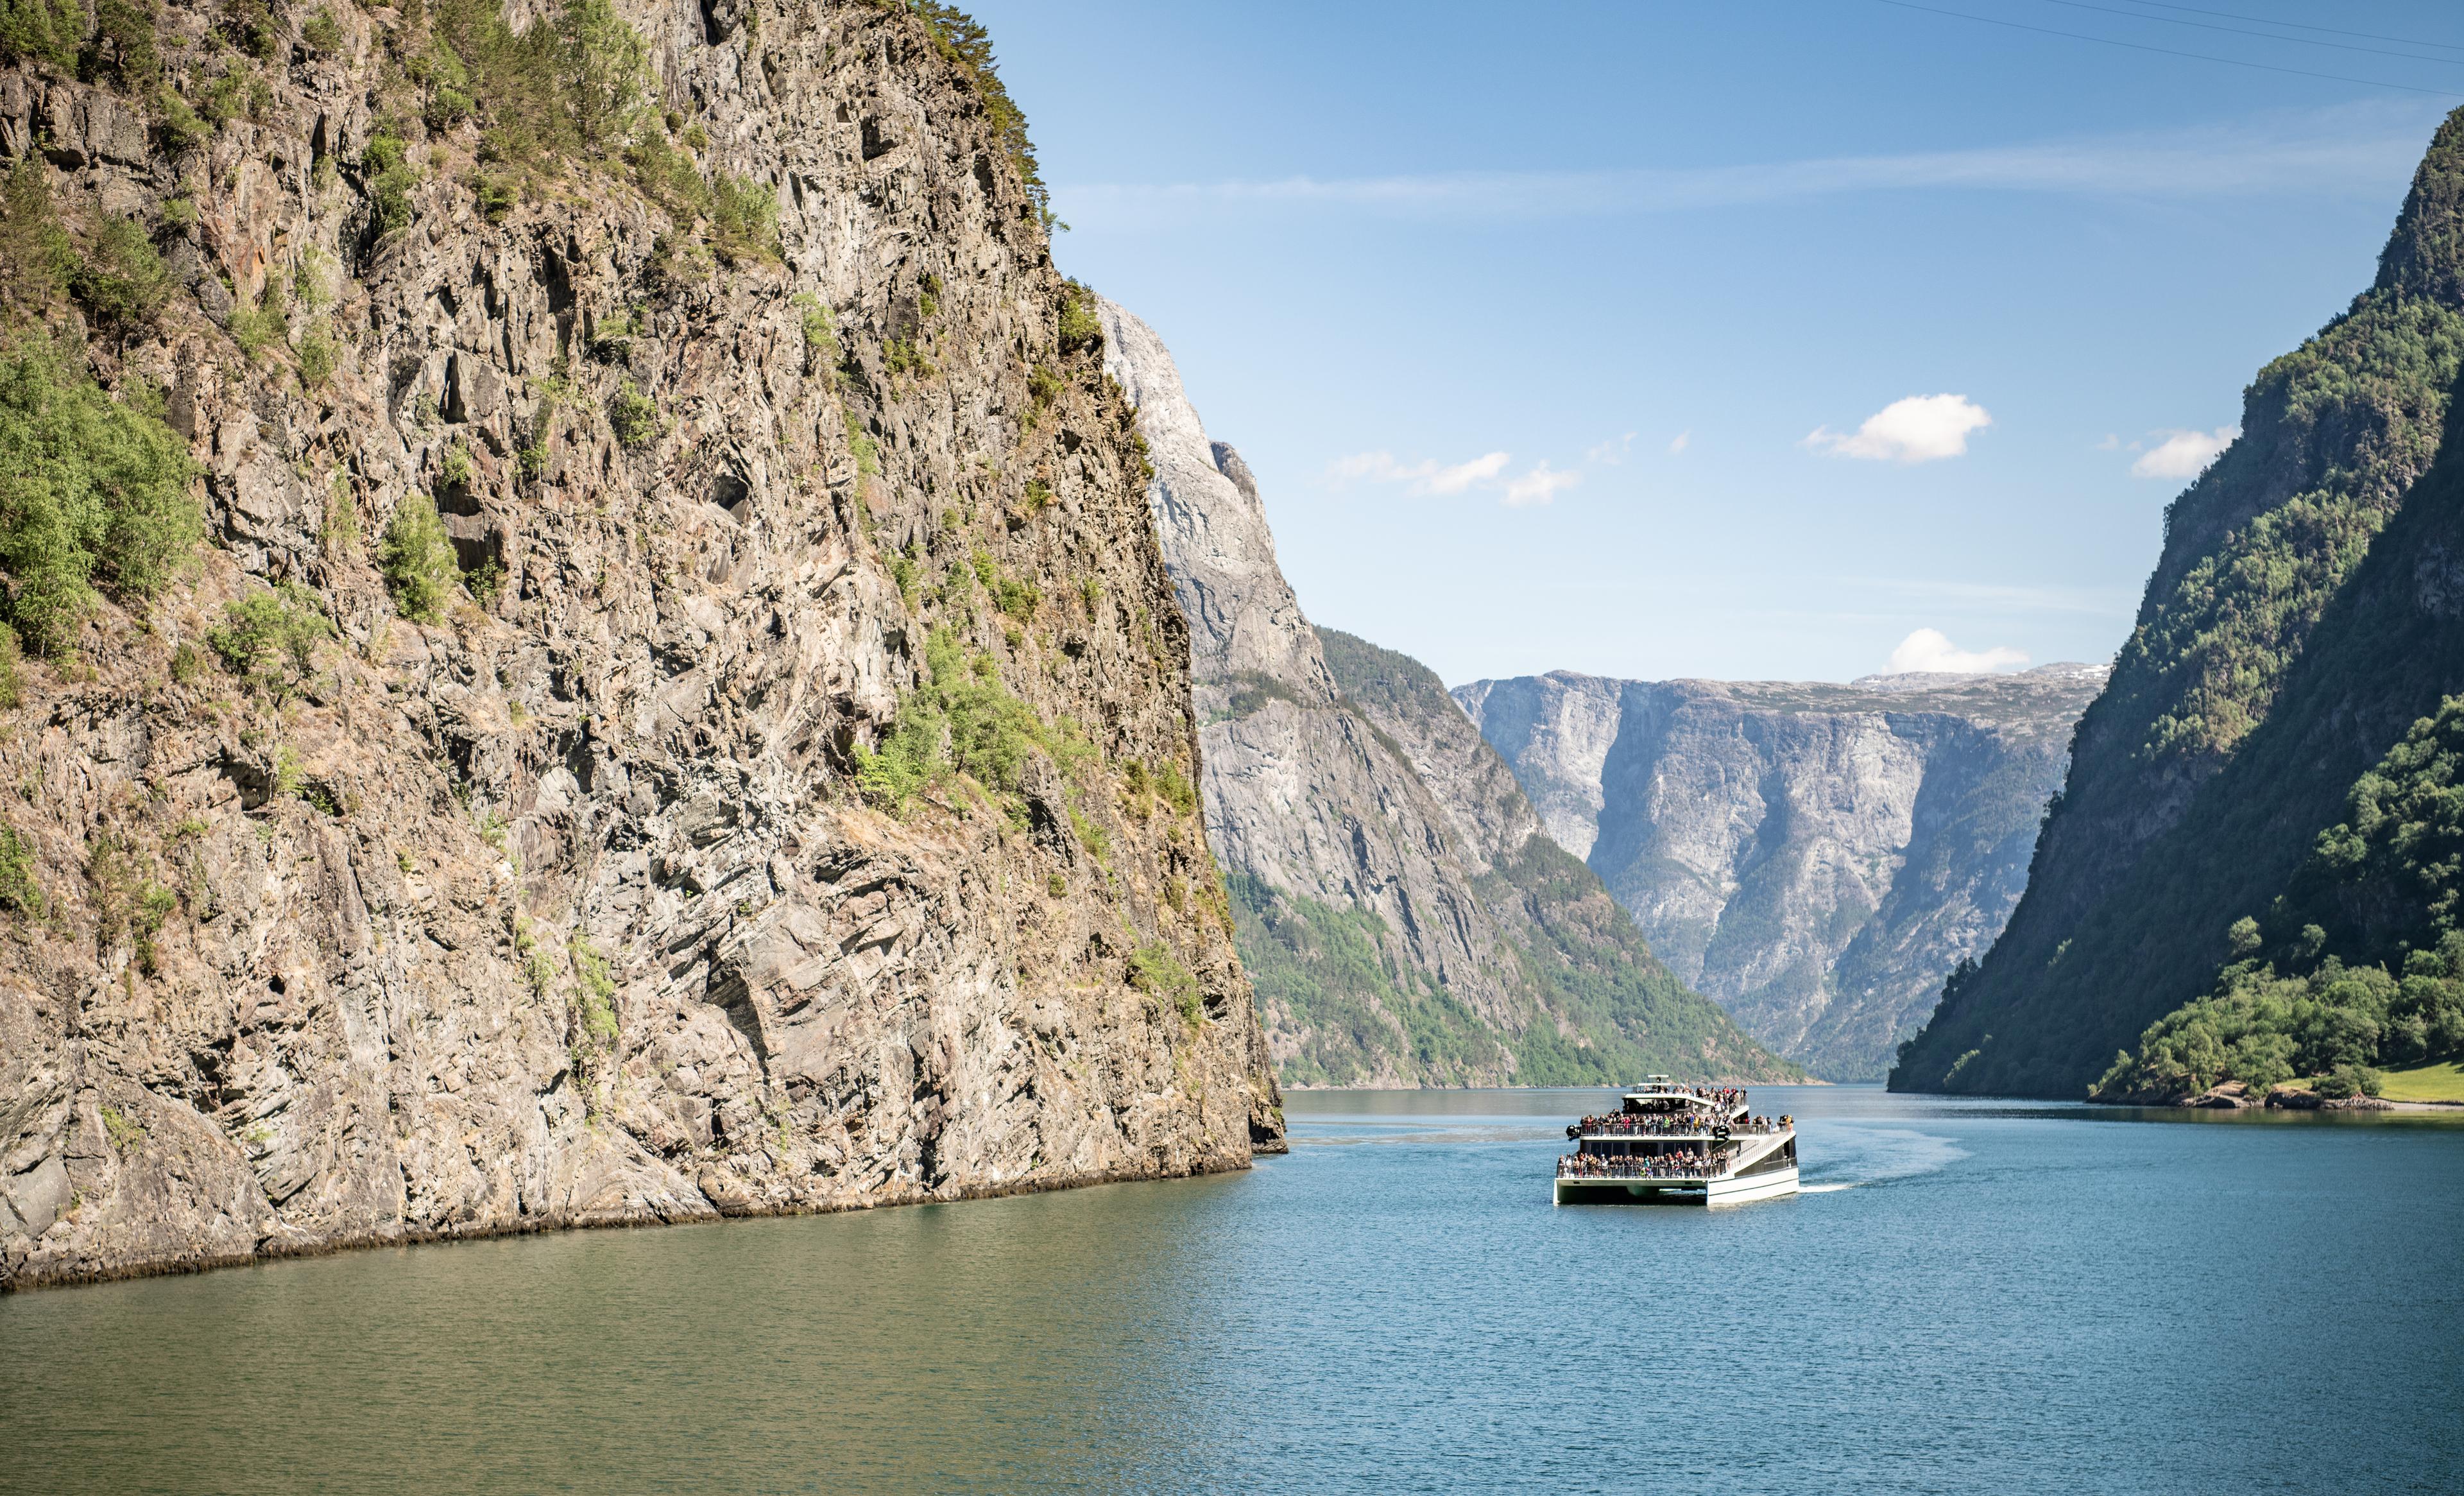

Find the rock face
[[0, 1, 1279, 1291], [1099, 300, 1795, 1087], [1457, 666, 2104, 1079]]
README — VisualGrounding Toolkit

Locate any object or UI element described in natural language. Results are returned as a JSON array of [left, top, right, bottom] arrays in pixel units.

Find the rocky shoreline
[[2164, 1082, 2402, 1112]]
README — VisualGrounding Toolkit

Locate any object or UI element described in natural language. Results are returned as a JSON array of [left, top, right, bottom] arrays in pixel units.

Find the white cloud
[[1503, 461, 1582, 508], [2130, 426, 2239, 480], [1327, 449, 1510, 495], [1806, 394, 1992, 464], [1426, 451, 1511, 494], [1887, 628, 2029, 675], [1587, 431, 1638, 465], [1668, 430, 1691, 455]]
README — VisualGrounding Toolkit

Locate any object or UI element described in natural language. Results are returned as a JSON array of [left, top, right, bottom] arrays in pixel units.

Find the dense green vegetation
[[0, 338, 200, 653], [1226, 872, 1505, 1087], [853, 625, 1094, 811], [209, 581, 332, 698], [2279, 693, 2464, 958], [1893, 108, 2464, 1097], [2092, 696, 2464, 1099], [378, 492, 461, 623], [2091, 936, 2464, 1101], [2130, 295, 2464, 764]]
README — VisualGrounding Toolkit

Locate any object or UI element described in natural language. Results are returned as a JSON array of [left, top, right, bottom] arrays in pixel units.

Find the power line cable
[[2033, 0, 2464, 66], [2109, 1, 2464, 56], [1866, 0, 2464, 97]]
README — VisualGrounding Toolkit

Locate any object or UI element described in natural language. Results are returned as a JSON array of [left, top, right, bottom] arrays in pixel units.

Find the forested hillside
[[1894, 107, 2464, 1098]]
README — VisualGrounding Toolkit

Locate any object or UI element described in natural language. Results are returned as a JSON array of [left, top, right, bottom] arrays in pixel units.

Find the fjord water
[[4, 1088, 2459, 1495]]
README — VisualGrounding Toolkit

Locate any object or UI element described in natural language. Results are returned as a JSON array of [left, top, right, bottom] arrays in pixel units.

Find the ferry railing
[[1571, 1117, 1790, 1140], [1555, 1147, 1741, 1182]]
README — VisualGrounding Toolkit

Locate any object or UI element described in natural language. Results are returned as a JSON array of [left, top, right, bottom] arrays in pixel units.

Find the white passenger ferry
[[1553, 1077, 1799, 1205]]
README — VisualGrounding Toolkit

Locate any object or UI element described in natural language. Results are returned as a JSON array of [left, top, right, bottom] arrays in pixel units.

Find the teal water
[[3, 1085, 2460, 1494]]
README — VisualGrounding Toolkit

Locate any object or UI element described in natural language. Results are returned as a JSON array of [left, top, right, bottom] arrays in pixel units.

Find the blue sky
[[964, 0, 2464, 685]]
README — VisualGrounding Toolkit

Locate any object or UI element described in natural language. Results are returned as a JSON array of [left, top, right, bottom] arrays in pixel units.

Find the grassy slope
[[2379, 1061, 2464, 1103]]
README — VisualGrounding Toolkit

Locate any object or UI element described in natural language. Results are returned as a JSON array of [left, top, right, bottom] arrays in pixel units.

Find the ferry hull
[[1553, 1165, 1799, 1207]]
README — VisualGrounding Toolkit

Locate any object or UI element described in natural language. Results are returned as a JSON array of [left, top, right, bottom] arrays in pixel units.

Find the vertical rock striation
[[1098, 299, 1794, 1087], [1459, 667, 2103, 1079], [0, 0, 1278, 1291]]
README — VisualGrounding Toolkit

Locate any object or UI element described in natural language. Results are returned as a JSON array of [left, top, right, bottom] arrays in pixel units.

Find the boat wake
[[1797, 1125, 1966, 1191]]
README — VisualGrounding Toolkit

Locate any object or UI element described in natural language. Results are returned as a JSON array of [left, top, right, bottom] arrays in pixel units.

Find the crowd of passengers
[[1557, 1150, 1727, 1180], [1576, 1113, 1792, 1137]]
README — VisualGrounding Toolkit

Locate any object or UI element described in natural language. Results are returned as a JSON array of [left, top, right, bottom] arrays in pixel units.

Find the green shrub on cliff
[[209, 581, 334, 698], [1129, 940, 1202, 1027], [1056, 279, 1102, 355], [0, 159, 71, 311], [72, 216, 170, 328], [301, 7, 343, 54], [0, 0, 81, 74], [0, 820, 39, 913], [854, 625, 1091, 810], [379, 491, 460, 623], [84, 0, 161, 90], [0, 340, 200, 653], [903, 1, 1047, 216]]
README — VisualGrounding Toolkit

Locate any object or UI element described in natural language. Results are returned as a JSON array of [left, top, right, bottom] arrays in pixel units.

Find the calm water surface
[[4, 1085, 2461, 1494]]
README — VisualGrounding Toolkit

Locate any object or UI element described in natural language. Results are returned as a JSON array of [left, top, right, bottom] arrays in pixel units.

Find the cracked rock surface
[[0, 0, 1278, 1291]]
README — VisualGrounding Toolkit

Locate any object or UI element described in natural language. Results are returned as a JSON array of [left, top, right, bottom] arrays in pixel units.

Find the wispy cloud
[[1326, 449, 1588, 508], [1806, 394, 1992, 464], [1056, 105, 2436, 228], [1668, 431, 1691, 455], [1328, 449, 1511, 495], [1887, 628, 2028, 675], [2130, 426, 2239, 479], [1504, 461, 1582, 508], [1587, 432, 1638, 465]]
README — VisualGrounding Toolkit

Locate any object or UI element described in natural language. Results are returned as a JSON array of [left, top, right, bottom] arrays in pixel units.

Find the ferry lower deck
[[1552, 1162, 1801, 1207]]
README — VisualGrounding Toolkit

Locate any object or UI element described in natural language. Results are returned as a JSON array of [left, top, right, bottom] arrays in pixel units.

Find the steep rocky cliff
[[1895, 108, 2464, 1097], [1459, 666, 2103, 1079], [0, 0, 1279, 1291], [1099, 299, 1793, 1087]]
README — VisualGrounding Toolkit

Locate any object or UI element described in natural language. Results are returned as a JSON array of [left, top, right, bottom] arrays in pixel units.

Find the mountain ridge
[[1099, 297, 1797, 1088], [1460, 663, 2101, 1078]]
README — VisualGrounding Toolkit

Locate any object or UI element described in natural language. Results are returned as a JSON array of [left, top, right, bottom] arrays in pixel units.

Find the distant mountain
[[1100, 300, 1796, 1087], [1893, 107, 2464, 1099], [1458, 666, 2104, 1079]]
